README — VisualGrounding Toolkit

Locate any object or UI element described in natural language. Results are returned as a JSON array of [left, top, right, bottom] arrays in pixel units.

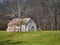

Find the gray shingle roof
[[8, 18, 31, 26]]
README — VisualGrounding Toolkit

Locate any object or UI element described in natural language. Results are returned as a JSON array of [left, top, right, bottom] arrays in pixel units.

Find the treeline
[[0, 0, 60, 30]]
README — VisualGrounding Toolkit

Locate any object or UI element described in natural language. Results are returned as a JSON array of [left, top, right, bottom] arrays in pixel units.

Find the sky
[[0, 0, 1, 1], [0, 0, 2, 2]]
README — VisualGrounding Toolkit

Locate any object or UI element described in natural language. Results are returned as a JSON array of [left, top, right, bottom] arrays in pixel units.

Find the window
[[31, 26, 34, 30], [32, 26, 34, 28]]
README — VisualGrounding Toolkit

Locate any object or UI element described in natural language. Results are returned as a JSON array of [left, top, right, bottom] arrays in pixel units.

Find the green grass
[[0, 31, 60, 45]]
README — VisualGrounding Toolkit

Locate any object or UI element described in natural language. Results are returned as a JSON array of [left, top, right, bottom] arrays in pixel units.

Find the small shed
[[6, 18, 37, 32]]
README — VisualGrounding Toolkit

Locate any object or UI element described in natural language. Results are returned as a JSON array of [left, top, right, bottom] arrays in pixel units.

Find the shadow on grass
[[0, 40, 24, 45]]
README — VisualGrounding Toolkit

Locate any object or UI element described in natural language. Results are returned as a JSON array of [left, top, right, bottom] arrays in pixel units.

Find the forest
[[0, 0, 60, 30]]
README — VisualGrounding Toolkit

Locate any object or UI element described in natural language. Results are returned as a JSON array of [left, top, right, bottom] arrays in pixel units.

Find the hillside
[[0, 31, 60, 45], [0, 0, 60, 30]]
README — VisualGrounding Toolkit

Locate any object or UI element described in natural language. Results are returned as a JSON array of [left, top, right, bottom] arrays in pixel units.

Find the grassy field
[[0, 31, 60, 45]]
